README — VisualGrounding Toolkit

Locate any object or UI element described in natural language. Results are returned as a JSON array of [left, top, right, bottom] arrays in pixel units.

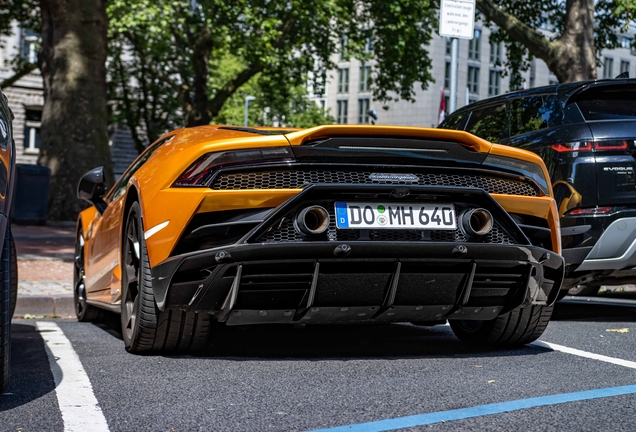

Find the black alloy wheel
[[74, 227, 102, 322]]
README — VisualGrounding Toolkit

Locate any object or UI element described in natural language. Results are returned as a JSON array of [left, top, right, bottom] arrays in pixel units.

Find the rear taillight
[[568, 207, 613, 216], [594, 140, 629, 151], [174, 147, 295, 186], [552, 142, 593, 152], [552, 140, 631, 152]]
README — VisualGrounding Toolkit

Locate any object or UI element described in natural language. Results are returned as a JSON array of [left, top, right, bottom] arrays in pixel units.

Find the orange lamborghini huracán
[[75, 125, 564, 353]]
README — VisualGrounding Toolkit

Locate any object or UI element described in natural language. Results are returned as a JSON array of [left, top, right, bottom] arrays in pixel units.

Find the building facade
[[323, 24, 636, 127]]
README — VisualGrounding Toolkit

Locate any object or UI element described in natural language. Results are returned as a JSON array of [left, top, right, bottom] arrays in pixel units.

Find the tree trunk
[[38, 0, 112, 220], [477, 0, 597, 83]]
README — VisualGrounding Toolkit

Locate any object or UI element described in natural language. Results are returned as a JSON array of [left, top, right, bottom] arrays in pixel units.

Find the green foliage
[[107, 0, 436, 145], [482, 0, 630, 82]]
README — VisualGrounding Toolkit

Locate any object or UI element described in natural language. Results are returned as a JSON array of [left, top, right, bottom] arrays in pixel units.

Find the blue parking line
[[309, 384, 636, 432]]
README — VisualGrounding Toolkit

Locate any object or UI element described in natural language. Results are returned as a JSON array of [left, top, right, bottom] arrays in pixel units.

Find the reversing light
[[174, 147, 295, 186], [569, 207, 613, 216]]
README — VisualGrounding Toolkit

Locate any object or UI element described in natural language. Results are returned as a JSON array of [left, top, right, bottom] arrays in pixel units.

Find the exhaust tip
[[460, 208, 493, 238], [294, 206, 330, 236]]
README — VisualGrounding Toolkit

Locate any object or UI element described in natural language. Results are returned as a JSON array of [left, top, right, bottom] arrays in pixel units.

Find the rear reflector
[[569, 207, 613, 215]]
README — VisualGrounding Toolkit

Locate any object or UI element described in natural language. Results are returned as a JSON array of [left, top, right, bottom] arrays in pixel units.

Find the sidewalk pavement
[[13, 222, 76, 318]]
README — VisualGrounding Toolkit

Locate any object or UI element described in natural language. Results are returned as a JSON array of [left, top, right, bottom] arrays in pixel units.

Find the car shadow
[[0, 323, 57, 412], [553, 296, 636, 322], [92, 311, 552, 360], [92, 300, 636, 360]]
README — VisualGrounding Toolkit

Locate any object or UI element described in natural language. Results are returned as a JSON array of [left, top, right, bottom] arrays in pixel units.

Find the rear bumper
[[575, 217, 636, 271], [151, 242, 564, 325]]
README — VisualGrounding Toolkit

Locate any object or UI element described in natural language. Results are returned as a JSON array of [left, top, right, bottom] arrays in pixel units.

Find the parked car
[[0, 91, 18, 393], [75, 125, 563, 353], [439, 78, 636, 296]]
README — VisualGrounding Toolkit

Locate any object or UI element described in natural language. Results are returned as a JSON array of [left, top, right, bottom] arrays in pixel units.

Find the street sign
[[439, 0, 475, 39]]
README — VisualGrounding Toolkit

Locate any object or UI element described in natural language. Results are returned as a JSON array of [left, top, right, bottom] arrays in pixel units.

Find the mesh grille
[[257, 208, 515, 245], [212, 169, 538, 196]]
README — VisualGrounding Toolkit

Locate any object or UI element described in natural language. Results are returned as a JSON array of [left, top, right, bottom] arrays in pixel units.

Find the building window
[[621, 60, 630, 75], [24, 108, 42, 152], [622, 37, 632, 49], [337, 100, 348, 124], [467, 66, 480, 93], [337, 68, 349, 93], [338, 35, 348, 62], [358, 98, 370, 124], [489, 41, 502, 64], [364, 36, 373, 54], [445, 37, 452, 56], [488, 69, 501, 96], [444, 61, 450, 89], [468, 29, 481, 60], [603, 57, 614, 79], [21, 29, 39, 64], [359, 65, 371, 92]]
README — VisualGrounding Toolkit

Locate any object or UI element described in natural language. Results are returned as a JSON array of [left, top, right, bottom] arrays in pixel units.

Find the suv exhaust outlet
[[294, 206, 330, 236], [460, 208, 493, 238]]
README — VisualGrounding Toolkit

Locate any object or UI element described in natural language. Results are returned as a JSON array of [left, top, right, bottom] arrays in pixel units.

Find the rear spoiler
[[284, 125, 493, 153]]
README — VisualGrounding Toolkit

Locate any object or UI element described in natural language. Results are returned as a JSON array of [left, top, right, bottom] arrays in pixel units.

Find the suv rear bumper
[[575, 217, 636, 271]]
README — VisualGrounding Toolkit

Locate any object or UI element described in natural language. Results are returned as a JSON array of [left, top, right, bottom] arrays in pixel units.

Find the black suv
[[439, 79, 636, 296]]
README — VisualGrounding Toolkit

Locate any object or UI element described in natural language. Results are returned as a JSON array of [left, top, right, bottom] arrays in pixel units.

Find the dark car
[[0, 91, 17, 393], [439, 78, 636, 295]]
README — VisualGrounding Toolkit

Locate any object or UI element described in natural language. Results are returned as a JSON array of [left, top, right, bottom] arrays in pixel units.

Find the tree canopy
[[477, 0, 634, 84], [107, 0, 437, 146]]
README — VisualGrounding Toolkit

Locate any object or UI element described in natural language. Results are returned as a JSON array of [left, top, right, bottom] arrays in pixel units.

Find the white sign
[[439, 0, 475, 39]]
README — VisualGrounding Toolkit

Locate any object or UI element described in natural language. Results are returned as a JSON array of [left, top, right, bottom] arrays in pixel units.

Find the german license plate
[[335, 202, 456, 230]]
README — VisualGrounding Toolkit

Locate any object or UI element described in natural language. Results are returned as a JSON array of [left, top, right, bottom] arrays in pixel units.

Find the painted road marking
[[309, 384, 636, 432], [37, 321, 110, 432], [311, 339, 636, 431], [532, 340, 636, 369]]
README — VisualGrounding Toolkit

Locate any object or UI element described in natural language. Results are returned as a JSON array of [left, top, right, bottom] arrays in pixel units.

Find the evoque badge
[[369, 173, 419, 182]]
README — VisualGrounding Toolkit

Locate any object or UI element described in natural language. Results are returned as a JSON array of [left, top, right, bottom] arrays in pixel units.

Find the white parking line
[[36, 321, 110, 432], [532, 340, 636, 370]]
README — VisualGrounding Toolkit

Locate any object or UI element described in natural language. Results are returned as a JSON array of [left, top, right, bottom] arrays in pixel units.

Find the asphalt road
[[2, 297, 636, 432]]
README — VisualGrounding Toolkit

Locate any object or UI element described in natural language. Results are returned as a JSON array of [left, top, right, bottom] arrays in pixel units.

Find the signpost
[[439, 0, 475, 114]]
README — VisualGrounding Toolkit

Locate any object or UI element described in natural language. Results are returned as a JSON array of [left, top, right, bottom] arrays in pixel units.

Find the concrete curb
[[14, 295, 75, 318]]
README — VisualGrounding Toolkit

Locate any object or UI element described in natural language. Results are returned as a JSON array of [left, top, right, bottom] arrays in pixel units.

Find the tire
[[450, 304, 554, 347], [9, 230, 16, 318], [1, 225, 14, 392], [74, 226, 103, 322], [121, 201, 211, 354], [568, 285, 600, 297]]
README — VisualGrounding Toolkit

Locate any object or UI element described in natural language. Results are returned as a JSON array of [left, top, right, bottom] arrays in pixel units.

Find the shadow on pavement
[[0, 323, 56, 412], [92, 311, 551, 360], [199, 322, 552, 360], [89, 295, 636, 359], [553, 296, 636, 322]]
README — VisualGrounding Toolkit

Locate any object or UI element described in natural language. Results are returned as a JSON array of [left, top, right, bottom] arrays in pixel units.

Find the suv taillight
[[552, 140, 630, 152]]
